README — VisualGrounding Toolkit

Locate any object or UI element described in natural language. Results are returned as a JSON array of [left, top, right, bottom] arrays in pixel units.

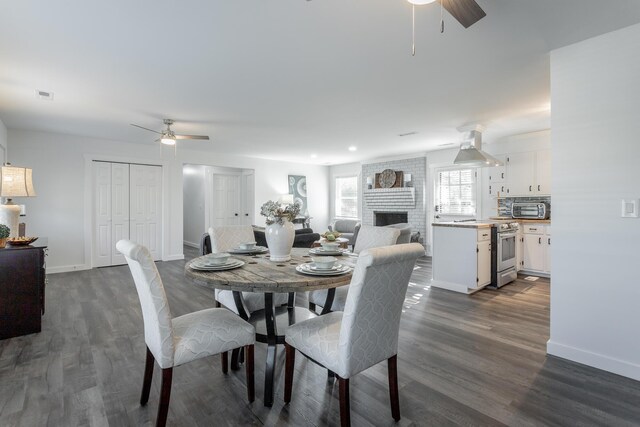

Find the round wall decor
[[378, 169, 397, 188]]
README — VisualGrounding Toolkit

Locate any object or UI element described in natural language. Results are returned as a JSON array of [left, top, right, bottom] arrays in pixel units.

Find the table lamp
[[0, 164, 36, 238], [279, 194, 294, 205]]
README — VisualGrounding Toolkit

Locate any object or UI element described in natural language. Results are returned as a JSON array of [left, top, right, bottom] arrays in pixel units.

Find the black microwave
[[511, 202, 549, 219]]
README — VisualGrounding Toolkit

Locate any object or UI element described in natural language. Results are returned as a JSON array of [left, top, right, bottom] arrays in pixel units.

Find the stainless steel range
[[491, 222, 519, 288]]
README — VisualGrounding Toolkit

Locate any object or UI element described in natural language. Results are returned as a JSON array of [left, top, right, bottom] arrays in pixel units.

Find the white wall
[[8, 129, 330, 272], [548, 22, 640, 380], [329, 162, 361, 225], [0, 117, 7, 166], [182, 164, 205, 247]]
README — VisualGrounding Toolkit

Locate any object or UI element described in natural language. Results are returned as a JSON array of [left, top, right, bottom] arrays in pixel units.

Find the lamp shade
[[279, 194, 294, 205], [1, 166, 36, 197]]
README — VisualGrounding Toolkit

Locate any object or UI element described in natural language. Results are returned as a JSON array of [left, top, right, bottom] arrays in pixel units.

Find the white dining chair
[[308, 225, 401, 312], [284, 243, 424, 427], [207, 225, 289, 315], [116, 240, 255, 427]]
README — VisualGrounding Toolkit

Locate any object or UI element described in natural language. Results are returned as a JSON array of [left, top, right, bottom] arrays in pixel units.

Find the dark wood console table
[[0, 238, 47, 340]]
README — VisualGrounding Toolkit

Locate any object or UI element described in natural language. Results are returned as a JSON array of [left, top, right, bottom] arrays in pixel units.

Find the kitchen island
[[431, 221, 494, 294]]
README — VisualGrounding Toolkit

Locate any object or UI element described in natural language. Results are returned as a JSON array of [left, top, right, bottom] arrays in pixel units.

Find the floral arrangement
[[260, 200, 301, 226], [0, 224, 9, 239]]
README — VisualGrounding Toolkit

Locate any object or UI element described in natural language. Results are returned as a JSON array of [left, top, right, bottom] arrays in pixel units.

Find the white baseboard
[[183, 241, 199, 248], [547, 340, 640, 381], [46, 264, 91, 274], [163, 254, 184, 261]]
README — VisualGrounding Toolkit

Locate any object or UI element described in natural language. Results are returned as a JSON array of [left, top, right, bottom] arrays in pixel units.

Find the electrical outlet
[[621, 199, 639, 218]]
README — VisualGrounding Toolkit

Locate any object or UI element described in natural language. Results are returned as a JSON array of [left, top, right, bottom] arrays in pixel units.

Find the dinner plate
[[228, 246, 269, 255], [296, 264, 351, 276], [309, 248, 346, 256], [190, 259, 245, 271]]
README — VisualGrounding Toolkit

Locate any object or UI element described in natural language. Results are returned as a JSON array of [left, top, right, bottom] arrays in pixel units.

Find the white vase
[[265, 219, 295, 262]]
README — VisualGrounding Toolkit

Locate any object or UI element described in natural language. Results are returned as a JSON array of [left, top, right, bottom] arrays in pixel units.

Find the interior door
[[130, 164, 162, 261], [110, 163, 130, 265], [241, 172, 255, 225], [211, 174, 241, 227], [94, 162, 112, 267]]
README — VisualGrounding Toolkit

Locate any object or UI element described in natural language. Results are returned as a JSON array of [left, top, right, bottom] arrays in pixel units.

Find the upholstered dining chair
[[207, 225, 289, 315], [116, 240, 255, 427], [308, 225, 402, 312], [284, 243, 424, 427]]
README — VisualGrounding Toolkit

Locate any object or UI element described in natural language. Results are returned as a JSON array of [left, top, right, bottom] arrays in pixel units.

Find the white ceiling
[[2, 0, 640, 165]]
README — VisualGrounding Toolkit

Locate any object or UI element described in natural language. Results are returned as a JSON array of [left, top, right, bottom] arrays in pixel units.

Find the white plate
[[296, 264, 351, 276], [309, 248, 345, 256], [190, 259, 245, 271], [228, 246, 269, 254]]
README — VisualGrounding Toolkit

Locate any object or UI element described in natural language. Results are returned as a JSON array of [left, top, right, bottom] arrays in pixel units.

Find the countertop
[[490, 217, 551, 224], [432, 221, 495, 229]]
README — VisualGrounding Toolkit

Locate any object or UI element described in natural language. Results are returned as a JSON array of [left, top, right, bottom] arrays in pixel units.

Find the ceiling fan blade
[[131, 123, 163, 134], [437, 0, 486, 28], [174, 134, 210, 140]]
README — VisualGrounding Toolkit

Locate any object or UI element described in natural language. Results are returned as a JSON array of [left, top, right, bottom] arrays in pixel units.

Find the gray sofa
[[328, 219, 361, 247]]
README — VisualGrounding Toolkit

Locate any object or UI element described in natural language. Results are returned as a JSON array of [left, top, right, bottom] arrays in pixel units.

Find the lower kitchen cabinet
[[522, 224, 551, 274], [432, 225, 492, 293]]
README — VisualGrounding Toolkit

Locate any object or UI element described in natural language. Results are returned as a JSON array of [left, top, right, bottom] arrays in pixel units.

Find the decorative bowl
[[239, 241, 257, 250], [311, 256, 337, 270], [207, 253, 231, 265], [6, 237, 38, 246]]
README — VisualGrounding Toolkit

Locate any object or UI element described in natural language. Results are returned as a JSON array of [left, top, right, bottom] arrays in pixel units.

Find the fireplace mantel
[[364, 187, 416, 209]]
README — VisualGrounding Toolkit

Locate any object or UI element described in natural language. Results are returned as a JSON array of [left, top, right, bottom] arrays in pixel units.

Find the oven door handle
[[498, 232, 517, 239]]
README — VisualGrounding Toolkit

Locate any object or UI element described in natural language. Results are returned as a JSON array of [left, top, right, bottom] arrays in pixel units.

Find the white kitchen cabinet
[[431, 225, 493, 293], [522, 224, 551, 274], [487, 155, 506, 183], [506, 152, 535, 196], [516, 228, 524, 271], [505, 150, 551, 196], [535, 149, 551, 194]]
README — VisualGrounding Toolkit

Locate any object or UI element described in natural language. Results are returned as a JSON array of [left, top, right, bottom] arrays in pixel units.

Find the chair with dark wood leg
[[202, 229, 290, 371], [117, 240, 256, 427], [308, 225, 401, 313], [284, 243, 424, 426]]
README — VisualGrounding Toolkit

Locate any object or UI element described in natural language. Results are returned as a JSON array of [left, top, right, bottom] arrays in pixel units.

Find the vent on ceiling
[[398, 131, 418, 137], [36, 90, 54, 100]]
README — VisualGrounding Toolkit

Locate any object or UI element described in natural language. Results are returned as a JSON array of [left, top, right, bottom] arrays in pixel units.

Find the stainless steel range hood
[[453, 125, 502, 167]]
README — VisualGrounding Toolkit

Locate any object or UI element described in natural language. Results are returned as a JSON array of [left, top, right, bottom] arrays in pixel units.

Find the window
[[435, 168, 477, 216], [335, 176, 358, 218]]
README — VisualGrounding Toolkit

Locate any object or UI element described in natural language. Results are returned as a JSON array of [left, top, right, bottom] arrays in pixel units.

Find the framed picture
[[288, 175, 308, 215]]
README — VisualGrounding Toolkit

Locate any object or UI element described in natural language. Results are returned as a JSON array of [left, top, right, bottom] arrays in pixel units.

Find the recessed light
[[35, 90, 54, 101], [310, 154, 318, 158], [348, 146, 357, 152]]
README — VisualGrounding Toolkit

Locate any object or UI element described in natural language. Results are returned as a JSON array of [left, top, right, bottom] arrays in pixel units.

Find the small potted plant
[[0, 224, 10, 248], [260, 200, 301, 261]]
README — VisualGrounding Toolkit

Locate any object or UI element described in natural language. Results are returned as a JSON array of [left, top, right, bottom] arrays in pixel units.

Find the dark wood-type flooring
[[1, 246, 639, 426]]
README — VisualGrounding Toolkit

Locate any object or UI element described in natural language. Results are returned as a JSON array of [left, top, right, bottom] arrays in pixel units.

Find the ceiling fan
[[408, 0, 486, 55], [130, 119, 210, 146]]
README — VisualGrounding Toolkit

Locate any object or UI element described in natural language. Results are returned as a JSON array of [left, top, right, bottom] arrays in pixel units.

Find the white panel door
[[110, 163, 130, 265], [211, 174, 241, 226], [130, 164, 163, 261], [94, 162, 112, 267], [241, 173, 255, 225]]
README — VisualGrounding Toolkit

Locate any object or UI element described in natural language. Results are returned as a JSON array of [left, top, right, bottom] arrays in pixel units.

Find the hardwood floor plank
[[0, 246, 638, 426]]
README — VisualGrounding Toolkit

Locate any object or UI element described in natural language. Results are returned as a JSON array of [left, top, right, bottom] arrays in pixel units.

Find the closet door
[[211, 174, 241, 226], [94, 162, 113, 267], [241, 173, 255, 225], [130, 164, 162, 261], [110, 163, 130, 265]]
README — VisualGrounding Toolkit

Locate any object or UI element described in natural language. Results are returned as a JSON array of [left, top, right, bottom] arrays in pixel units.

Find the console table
[[0, 238, 47, 340]]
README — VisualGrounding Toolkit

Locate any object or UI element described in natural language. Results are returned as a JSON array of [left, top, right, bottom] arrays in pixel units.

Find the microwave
[[511, 202, 549, 219]]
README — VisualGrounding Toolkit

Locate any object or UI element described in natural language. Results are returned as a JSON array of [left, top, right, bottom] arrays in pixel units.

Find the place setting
[[190, 253, 245, 271], [227, 241, 269, 255], [308, 241, 348, 256], [296, 256, 352, 276]]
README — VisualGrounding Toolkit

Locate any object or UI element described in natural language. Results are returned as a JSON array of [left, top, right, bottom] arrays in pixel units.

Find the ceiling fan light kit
[[131, 118, 209, 148]]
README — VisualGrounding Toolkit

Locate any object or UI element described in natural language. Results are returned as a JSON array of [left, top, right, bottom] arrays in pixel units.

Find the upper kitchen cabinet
[[505, 150, 551, 196], [487, 155, 506, 183]]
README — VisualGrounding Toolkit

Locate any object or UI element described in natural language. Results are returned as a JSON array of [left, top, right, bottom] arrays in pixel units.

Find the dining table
[[184, 247, 355, 407]]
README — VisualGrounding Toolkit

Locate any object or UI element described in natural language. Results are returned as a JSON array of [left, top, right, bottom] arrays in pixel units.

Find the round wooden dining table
[[185, 247, 354, 407]]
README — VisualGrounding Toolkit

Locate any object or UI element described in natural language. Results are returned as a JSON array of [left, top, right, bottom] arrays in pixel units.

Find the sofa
[[252, 226, 320, 249], [328, 219, 361, 247]]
